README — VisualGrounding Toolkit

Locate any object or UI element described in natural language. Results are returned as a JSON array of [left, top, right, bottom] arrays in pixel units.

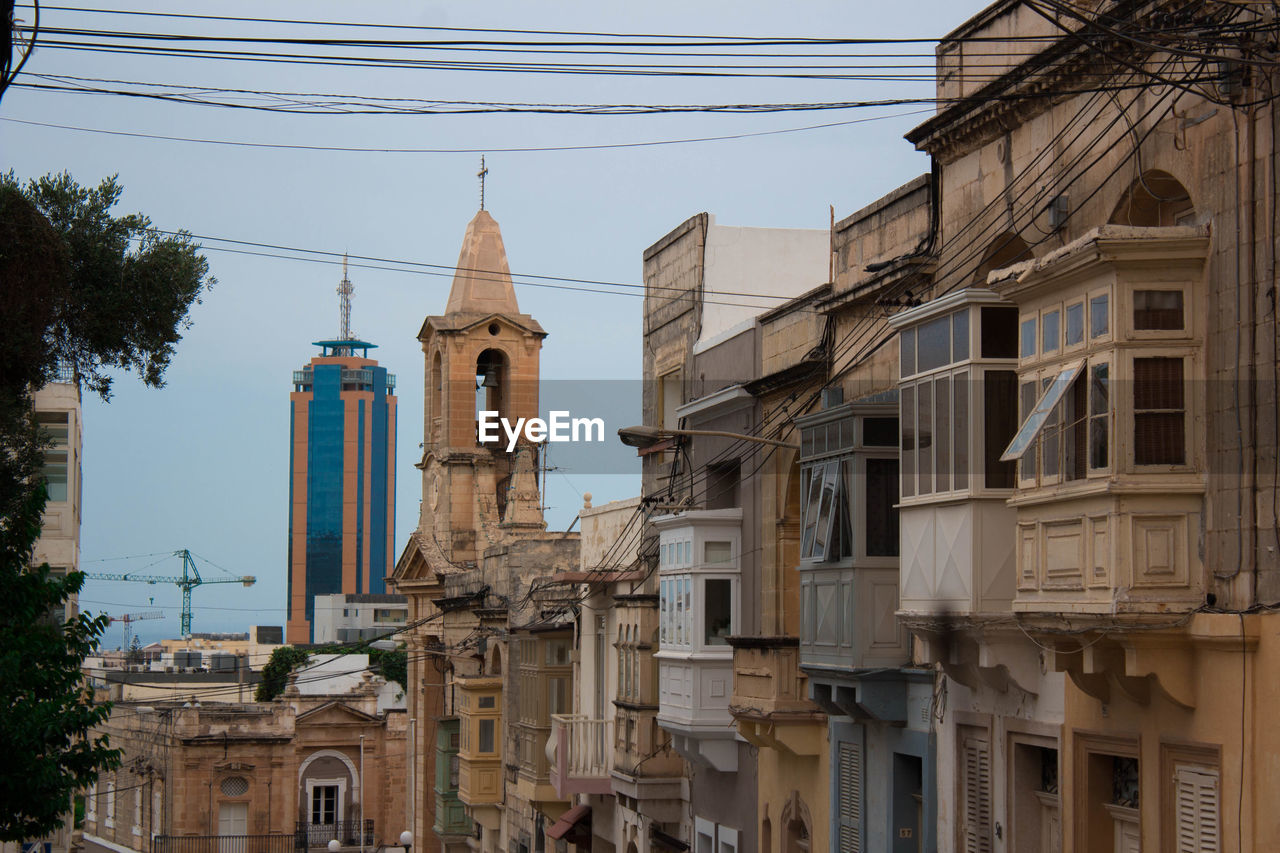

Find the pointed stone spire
[[501, 443, 546, 530], [444, 209, 521, 317]]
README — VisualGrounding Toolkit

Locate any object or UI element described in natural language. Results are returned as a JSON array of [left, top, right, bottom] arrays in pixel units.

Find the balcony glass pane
[[935, 376, 951, 492], [1020, 318, 1036, 358], [1090, 293, 1110, 337], [954, 372, 970, 490], [918, 315, 952, 373], [1042, 310, 1060, 353], [952, 310, 970, 362], [478, 719, 495, 754], [918, 379, 933, 494], [1065, 302, 1085, 345], [900, 329, 916, 377], [704, 541, 732, 565]]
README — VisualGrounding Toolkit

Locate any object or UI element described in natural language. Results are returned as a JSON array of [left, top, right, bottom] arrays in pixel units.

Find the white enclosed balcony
[[653, 508, 741, 772], [889, 289, 1022, 618]]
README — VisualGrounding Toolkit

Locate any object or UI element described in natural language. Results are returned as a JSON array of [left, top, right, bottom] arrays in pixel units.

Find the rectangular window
[[659, 370, 682, 431], [133, 788, 142, 835], [1042, 309, 1061, 353], [478, 719, 495, 754], [704, 579, 732, 645], [449, 754, 460, 789], [673, 577, 683, 645], [954, 372, 970, 490], [1134, 357, 1185, 464], [899, 329, 916, 378], [959, 731, 992, 853], [984, 371, 1018, 489], [1089, 363, 1109, 469], [478, 695, 495, 709], [1065, 301, 1085, 346], [980, 307, 1019, 358], [1019, 381, 1039, 481], [87, 781, 97, 821], [918, 315, 952, 373], [1134, 290, 1184, 330], [952, 311, 970, 362], [106, 780, 116, 827], [803, 462, 840, 560], [548, 676, 569, 716], [837, 740, 863, 853], [311, 785, 337, 824], [865, 458, 900, 557], [901, 386, 916, 498], [545, 638, 570, 666], [1173, 765, 1220, 852], [42, 450, 69, 503], [1020, 317, 1037, 359]]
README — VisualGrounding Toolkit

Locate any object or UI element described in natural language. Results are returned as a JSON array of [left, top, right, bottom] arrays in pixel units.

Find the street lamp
[[617, 424, 798, 451], [327, 840, 340, 853], [399, 831, 413, 853]]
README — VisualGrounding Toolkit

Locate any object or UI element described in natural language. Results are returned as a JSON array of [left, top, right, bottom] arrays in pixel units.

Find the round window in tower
[[220, 776, 249, 797], [488, 323, 500, 336]]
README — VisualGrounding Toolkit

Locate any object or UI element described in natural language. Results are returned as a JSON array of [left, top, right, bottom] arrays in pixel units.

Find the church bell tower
[[416, 206, 548, 567]]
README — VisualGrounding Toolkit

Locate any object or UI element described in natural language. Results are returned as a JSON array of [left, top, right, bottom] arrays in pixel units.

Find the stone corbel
[[977, 639, 1041, 696], [1049, 645, 1111, 704]]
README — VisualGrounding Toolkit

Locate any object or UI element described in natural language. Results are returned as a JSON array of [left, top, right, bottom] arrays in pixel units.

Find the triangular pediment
[[296, 700, 378, 726], [418, 311, 546, 341]]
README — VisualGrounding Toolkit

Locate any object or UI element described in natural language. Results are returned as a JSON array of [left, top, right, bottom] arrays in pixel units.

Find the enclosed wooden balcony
[[455, 675, 502, 806]]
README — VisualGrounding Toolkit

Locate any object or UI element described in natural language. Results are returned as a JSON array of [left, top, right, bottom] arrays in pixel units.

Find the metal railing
[[549, 714, 614, 797], [294, 821, 374, 849], [153, 835, 295, 853]]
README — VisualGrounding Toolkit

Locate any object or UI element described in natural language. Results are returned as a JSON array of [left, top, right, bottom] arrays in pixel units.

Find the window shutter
[[1174, 765, 1220, 853], [962, 736, 992, 853], [837, 740, 863, 853]]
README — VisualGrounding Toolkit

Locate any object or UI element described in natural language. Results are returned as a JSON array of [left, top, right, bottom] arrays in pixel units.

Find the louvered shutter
[[1174, 765, 1220, 853], [837, 740, 863, 853], [961, 736, 992, 853]]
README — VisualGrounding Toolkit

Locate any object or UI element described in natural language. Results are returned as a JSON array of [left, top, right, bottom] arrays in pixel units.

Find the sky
[[2, 0, 989, 646]]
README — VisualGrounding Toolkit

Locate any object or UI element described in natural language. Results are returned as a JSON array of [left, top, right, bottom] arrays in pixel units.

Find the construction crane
[[84, 549, 256, 638], [107, 611, 162, 651]]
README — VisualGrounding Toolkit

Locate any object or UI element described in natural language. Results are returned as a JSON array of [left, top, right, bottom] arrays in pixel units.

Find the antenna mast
[[337, 254, 354, 355]]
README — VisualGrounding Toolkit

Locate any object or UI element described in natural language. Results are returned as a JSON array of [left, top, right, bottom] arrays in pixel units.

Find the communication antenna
[[337, 253, 354, 341]]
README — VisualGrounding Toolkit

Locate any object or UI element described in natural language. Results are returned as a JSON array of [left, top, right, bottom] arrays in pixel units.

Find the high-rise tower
[[287, 259, 397, 644]]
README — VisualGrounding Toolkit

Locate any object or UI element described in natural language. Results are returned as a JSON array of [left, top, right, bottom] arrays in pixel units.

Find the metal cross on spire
[[478, 156, 489, 210], [337, 253, 354, 341]]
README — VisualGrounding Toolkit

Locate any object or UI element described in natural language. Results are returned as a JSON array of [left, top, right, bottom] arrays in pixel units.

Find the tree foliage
[[0, 172, 213, 838], [0, 482, 119, 840], [0, 171, 215, 400], [254, 643, 408, 703], [255, 646, 311, 703]]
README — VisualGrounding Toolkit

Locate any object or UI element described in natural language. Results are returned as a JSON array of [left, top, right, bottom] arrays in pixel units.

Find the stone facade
[[81, 663, 406, 853]]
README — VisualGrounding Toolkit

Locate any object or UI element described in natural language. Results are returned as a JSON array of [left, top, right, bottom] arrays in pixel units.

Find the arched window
[[430, 352, 442, 434], [475, 349, 507, 421], [1109, 170, 1195, 226]]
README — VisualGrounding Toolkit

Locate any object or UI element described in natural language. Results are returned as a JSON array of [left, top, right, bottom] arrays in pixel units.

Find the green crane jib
[[84, 549, 256, 638]]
